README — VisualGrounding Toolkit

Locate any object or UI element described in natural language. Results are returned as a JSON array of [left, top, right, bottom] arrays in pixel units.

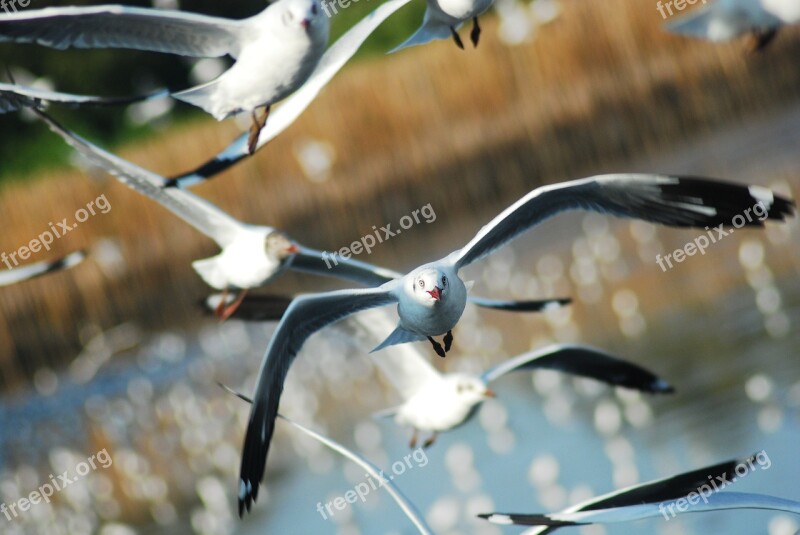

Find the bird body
[[391, 0, 492, 51]]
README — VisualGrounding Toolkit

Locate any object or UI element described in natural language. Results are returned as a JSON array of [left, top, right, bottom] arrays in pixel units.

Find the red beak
[[301, 19, 310, 29], [427, 287, 442, 301], [286, 244, 300, 254], [484, 389, 496, 398]]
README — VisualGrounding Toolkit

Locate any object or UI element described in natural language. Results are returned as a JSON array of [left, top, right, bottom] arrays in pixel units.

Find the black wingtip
[[165, 156, 233, 188], [477, 513, 579, 527], [649, 378, 676, 394]]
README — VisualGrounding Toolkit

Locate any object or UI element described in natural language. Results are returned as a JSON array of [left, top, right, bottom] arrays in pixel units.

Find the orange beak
[[484, 389, 496, 398], [286, 244, 300, 254]]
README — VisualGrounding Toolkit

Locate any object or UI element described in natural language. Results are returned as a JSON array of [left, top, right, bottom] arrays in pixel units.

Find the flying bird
[[221, 384, 434, 534], [0, 0, 330, 153], [665, 0, 800, 50], [350, 311, 672, 449], [36, 110, 565, 318], [0, 250, 86, 287], [390, 0, 494, 52], [167, 0, 416, 188], [236, 173, 795, 514], [479, 454, 799, 532]]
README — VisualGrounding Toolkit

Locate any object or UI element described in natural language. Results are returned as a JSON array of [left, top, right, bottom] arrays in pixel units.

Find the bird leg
[[746, 29, 777, 52], [470, 17, 481, 48], [220, 289, 249, 322], [247, 106, 271, 155], [428, 336, 446, 358], [443, 330, 453, 353], [214, 287, 230, 318], [450, 26, 465, 50], [422, 433, 438, 449], [409, 429, 418, 449]]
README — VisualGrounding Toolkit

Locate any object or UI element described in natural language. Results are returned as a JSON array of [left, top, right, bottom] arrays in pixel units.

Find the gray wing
[[238, 283, 400, 516], [35, 109, 244, 248], [0, 82, 168, 113], [480, 455, 766, 533], [166, 0, 415, 187], [0, 250, 85, 287], [480, 344, 673, 394], [290, 246, 572, 312], [450, 174, 796, 270], [0, 5, 244, 57]]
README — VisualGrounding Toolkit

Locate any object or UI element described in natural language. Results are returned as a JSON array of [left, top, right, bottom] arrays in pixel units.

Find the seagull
[[167, 0, 415, 188], [220, 384, 433, 535], [0, 82, 167, 114], [390, 0, 494, 52], [0, 250, 85, 287], [665, 0, 800, 51], [348, 310, 672, 448], [479, 454, 800, 532], [35, 110, 566, 318], [236, 173, 795, 514], [0, 0, 330, 154]]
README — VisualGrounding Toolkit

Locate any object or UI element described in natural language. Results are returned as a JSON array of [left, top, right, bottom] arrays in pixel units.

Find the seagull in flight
[[221, 384, 434, 535], [0, 250, 86, 287], [479, 454, 799, 532], [0, 0, 330, 154], [665, 0, 800, 51], [390, 0, 494, 52], [348, 310, 672, 448], [167, 0, 416, 188], [236, 173, 795, 514], [35, 110, 563, 318]]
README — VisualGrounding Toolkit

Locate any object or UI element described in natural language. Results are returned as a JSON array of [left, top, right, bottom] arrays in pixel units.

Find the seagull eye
[[418, 280, 425, 289], [311, 4, 318, 15], [442, 276, 447, 286]]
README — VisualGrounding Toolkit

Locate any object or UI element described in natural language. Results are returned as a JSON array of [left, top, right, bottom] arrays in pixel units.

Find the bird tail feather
[[173, 79, 230, 120], [370, 326, 426, 353], [389, 19, 455, 53]]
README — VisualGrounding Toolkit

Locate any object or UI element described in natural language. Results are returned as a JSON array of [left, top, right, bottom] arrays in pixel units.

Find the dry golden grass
[[0, 0, 798, 389]]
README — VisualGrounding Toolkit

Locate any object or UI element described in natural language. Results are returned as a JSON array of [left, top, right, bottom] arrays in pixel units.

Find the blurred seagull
[[352, 311, 672, 449], [236, 173, 795, 514], [0, 83, 167, 114], [36, 110, 565, 319], [665, 0, 800, 50], [168, 0, 415, 188], [390, 0, 493, 51], [220, 384, 434, 534], [479, 454, 800, 533], [0, 250, 85, 287], [0, 0, 330, 153]]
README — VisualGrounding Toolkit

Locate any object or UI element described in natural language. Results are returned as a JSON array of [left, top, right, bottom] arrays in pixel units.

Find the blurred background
[[0, 0, 798, 533]]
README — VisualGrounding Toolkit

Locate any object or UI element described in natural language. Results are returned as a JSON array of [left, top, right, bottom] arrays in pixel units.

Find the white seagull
[[349, 311, 672, 448], [36, 110, 563, 318], [479, 455, 800, 533], [236, 173, 795, 514], [0, 0, 330, 153], [0, 250, 86, 287], [390, 0, 494, 52], [220, 385, 433, 535], [167, 0, 415, 188], [665, 0, 800, 50]]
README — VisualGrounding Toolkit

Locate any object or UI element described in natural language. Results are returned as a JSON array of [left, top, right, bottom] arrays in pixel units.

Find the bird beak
[[484, 389, 496, 398], [427, 286, 442, 301], [301, 18, 311, 29], [286, 244, 300, 254]]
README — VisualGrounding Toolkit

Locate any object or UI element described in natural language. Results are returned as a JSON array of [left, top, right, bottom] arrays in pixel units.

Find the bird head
[[279, 0, 328, 36], [446, 374, 496, 407], [265, 231, 299, 261], [410, 268, 450, 307]]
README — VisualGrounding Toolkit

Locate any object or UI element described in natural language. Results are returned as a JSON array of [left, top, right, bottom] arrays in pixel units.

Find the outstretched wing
[[0, 250, 85, 287], [0, 5, 244, 57], [480, 344, 674, 394], [238, 283, 400, 515], [449, 174, 795, 270], [0, 83, 168, 113], [166, 0, 414, 187], [34, 109, 245, 248]]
